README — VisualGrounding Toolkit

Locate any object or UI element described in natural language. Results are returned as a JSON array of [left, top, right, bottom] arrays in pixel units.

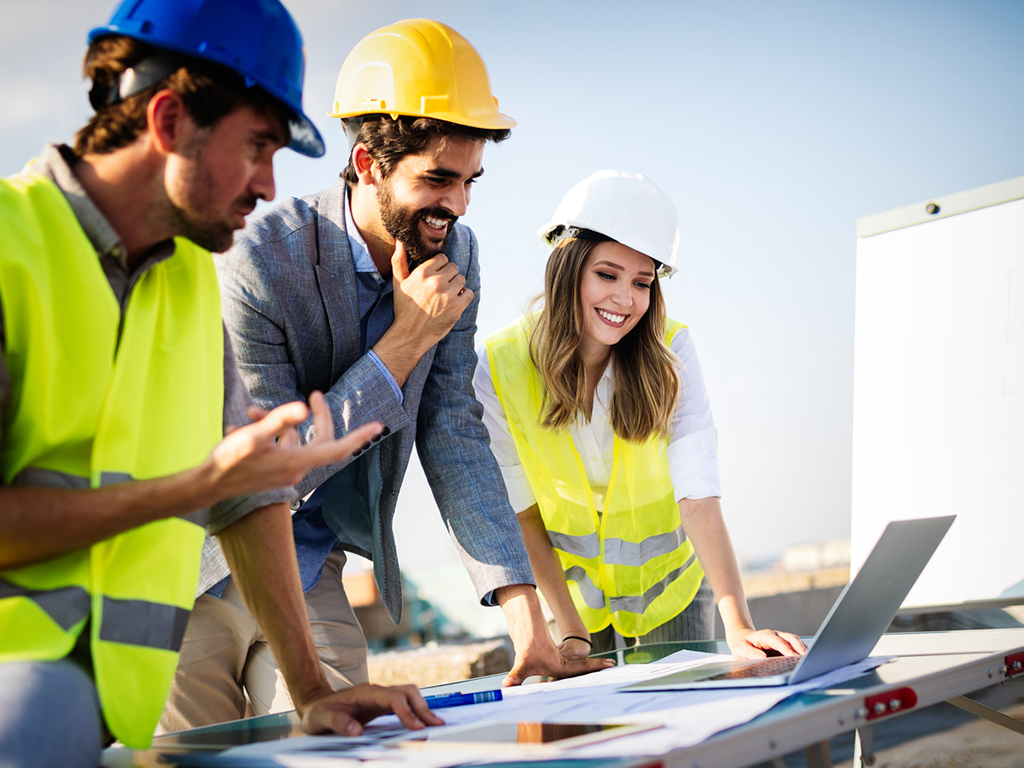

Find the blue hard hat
[[89, 0, 325, 158]]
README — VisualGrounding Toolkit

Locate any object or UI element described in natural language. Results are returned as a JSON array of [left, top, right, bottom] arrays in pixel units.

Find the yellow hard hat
[[328, 19, 516, 130]]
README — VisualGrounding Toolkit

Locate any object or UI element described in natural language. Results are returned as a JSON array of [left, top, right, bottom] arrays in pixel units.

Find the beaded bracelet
[[562, 635, 592, 646]]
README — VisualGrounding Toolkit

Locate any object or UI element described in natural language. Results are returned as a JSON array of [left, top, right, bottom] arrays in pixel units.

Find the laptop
[[624, 515, 955, 690]]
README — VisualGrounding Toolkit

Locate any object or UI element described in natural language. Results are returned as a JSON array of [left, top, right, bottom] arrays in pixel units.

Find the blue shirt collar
[[344, 186, 379, 275]]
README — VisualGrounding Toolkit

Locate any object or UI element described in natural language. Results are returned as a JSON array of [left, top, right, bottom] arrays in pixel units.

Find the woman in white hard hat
[[474, 171, 806, 659]]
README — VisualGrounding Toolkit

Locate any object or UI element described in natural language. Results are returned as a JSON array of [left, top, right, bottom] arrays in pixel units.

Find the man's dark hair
[[75, 36, 292, 156], [340, 115, 511, 186]]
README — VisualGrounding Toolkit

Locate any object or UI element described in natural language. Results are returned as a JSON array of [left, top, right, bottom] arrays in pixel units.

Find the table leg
[[804, 740, 832, 768], [947, 695, 1024, 736], [853, 724, 875, 767]]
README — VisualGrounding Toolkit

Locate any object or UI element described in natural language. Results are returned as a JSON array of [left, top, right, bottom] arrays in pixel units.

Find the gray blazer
[[204, 181, 533, 620]]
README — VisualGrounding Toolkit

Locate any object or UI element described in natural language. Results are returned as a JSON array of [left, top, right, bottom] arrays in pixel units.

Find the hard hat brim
[[286, 112, 326, 158]]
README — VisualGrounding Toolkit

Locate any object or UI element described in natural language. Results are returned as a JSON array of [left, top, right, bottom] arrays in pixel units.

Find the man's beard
[[168, 131, 256, 254], [171, 203, 246, 254], [377, 177, 456, 270]]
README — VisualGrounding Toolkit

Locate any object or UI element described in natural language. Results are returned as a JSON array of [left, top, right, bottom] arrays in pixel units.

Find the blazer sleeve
[[217, 218, 413, 500], [415, 228, 536, 604]]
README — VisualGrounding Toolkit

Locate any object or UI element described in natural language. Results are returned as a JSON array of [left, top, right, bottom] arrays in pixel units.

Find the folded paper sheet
[[210, 650, 889, 767]]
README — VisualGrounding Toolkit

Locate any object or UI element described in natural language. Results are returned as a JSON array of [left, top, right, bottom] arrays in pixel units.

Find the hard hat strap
[[343, 117, 364, 150], [551, 226, 612, 248], [89, 53, 181, 111], [551, 226, 672, 279], [548, 225, 580, 248]]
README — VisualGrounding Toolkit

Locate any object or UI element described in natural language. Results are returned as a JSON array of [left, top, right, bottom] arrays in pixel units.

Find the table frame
[[125, 629, 1024, 768], [649, 629, 1024, 768]]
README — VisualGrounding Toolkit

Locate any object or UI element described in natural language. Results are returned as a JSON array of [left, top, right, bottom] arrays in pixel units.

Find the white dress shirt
[[474, 324, 721, 513]]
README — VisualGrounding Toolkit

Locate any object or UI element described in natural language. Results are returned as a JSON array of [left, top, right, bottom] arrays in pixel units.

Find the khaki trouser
[[159, 550, 368, 733]]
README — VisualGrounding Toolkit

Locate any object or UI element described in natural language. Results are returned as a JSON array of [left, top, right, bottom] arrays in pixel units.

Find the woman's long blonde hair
[[528, 235, 680, 443]]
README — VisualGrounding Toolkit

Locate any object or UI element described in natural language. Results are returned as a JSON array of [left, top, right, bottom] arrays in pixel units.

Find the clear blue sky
[[3, 0, 1022, 571]]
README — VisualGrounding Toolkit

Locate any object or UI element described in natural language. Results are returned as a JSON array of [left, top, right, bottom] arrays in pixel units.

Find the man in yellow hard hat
[[163, 18, 611, 731]]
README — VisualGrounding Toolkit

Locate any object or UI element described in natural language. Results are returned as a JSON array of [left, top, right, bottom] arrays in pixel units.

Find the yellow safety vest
[[486, 316, 704, 637], [0, 171, 223, 748]]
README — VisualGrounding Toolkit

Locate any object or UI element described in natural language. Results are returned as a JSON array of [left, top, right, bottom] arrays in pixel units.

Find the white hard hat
[[538, 170, 680, 277]]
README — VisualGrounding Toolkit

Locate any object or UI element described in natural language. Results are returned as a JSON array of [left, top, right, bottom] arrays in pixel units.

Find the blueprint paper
[[565, 656, 891, 758], [277, 752, 468, 768], [207, 655, 890, 765], [370, 655, 888, 759]]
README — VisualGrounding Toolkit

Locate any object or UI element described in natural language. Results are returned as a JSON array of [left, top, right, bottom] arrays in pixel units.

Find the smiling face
[[373, 135, 485, 266], [578, 240, 657, 361], [165, 104, 284, 253]]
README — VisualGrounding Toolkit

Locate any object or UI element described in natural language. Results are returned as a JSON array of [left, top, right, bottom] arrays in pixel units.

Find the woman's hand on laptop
[[728, 628, 807, 660]]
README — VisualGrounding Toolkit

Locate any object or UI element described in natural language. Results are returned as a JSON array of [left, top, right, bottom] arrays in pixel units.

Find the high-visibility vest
[[0, 171, 223, 748], [486, 316, 704, 637]]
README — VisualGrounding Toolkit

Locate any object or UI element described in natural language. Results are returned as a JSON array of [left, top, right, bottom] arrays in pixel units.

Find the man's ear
[[351, 143, 380, 187], [147, 89, 189, 153]]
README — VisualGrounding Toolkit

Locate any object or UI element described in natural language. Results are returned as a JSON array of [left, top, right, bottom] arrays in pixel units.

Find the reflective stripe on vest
[[547, 530, 601, 559], [486, 315, 705, 637], [7, 467, 204, 647], [550, 523, 689, 567], [563, 566, 605, 610], [0, 580, 90, 631], [0, 578, 192, 652], [566, 546, 698, 615], [0, 171, 222, 749], [13, 468, 90, 490], [100, 597, 191, 652]]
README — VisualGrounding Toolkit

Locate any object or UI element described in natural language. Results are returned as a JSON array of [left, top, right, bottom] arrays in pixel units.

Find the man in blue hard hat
[[0, 2, 443, 766]]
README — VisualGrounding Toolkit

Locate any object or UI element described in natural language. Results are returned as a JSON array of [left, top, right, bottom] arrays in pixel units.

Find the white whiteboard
[[852, 180, 1024, 608]]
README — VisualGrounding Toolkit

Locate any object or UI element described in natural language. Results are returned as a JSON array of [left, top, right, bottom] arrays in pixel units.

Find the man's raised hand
[[390, 240, 473, 349], [204, 391, 381, 501]]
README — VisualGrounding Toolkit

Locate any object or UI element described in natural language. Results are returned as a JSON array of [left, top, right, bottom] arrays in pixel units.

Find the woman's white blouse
[[473, 325, 721, 513]]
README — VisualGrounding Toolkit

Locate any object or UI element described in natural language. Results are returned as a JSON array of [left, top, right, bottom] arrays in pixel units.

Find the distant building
[[781, 539, 851, 572]]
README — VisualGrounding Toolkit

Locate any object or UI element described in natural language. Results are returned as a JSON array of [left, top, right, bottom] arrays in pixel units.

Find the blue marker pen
[[423, 690, 503, 708]]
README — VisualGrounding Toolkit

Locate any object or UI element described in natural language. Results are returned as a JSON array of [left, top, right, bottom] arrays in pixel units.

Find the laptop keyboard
[[706, 655, 801, 680]]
